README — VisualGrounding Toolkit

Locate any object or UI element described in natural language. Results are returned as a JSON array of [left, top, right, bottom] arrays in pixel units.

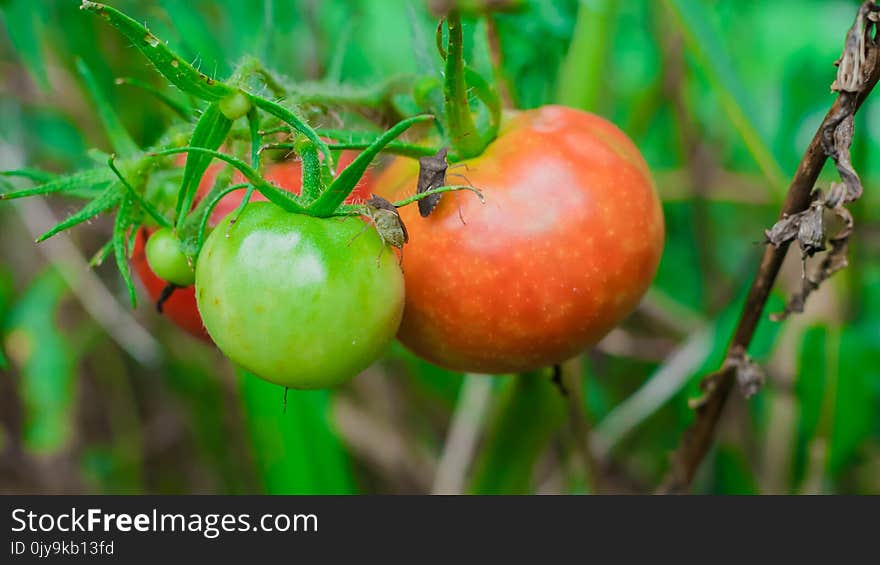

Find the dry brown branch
[[657, 1, 880, 494]]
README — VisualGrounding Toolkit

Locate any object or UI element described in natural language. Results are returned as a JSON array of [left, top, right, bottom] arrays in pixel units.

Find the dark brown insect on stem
[[156, 283, 180, 314], [416, 148, 450, 217]]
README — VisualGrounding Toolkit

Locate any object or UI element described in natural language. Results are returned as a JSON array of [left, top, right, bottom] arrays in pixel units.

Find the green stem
[[107, 157, 170, 227], [444, 12, 483, 159], [393, 184, 484, 208], [296, 138, 322, 203], [263, 140, 440, 159]]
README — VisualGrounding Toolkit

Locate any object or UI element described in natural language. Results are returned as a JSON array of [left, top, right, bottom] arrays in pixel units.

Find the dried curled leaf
[[764, 191, 827, 259], [832, 1, 880, 93], [768, 4, 877, 321], [772, 189, 855, 321], [689, 348, 765, 408]]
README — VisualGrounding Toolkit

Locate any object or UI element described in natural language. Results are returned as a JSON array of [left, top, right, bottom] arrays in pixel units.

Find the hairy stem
[[443, 12, 482, 159]]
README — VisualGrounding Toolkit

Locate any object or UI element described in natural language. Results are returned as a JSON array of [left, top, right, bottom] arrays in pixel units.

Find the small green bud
[[218, 90, 252, 121]]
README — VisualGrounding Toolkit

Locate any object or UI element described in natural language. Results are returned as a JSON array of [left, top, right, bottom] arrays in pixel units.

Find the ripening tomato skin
[[195, 202, 404, 389], [130, 152, 373, 340], [378, 105, 664, 373]]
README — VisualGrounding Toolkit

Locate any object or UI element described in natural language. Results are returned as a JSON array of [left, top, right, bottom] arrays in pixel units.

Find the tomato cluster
[[135, 106, 663, 388], [131, 152, 373, 341]]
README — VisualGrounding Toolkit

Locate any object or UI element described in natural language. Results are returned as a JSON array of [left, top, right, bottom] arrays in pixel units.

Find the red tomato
[[377, 106, 664, 373], [131, 152, 373, 340]]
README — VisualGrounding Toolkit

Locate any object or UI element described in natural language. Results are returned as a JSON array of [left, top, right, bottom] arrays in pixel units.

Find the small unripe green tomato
[[218, 91, 252, 121], [145, 227, 195, 286]]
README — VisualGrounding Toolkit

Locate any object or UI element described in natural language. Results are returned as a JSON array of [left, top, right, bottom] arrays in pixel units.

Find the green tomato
[[195, 202, 404, 389], [145, 227, 195, 286]]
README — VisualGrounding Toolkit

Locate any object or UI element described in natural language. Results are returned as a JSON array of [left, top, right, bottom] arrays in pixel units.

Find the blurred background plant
[[0, 0, 878, 494]]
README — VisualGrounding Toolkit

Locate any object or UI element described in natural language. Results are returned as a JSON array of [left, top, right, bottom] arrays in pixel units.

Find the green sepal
[[151, 147, 308, 214], [175, 102, 232, 230], [307, 114, 434, 217]]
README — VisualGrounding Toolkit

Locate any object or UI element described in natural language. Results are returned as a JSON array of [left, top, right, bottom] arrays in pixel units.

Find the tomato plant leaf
[[80, 1, 237, 101], [112, 194, 138, 308], [35, 184, 122, 242], [107, 157, 170, 228], [0, 169, 57, 184], [464, 66, 501, 148], [88, 240, 114, 268], [0, 167, 113, 201]]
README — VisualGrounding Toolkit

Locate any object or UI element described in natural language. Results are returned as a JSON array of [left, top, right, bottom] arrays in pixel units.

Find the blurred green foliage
[[0, 0, 878, 494]]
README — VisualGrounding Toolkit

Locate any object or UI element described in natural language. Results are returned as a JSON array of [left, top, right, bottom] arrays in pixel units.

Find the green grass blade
[[0, 0, 49, 89], [470, 372, 566, 494], [75, 58, 139, 157], [115, 77, 194, 120], [664, 0, 786, 197], [4, 270, 77, 454], [237, 370, 354, 494], [555, 0, 618, 112]]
